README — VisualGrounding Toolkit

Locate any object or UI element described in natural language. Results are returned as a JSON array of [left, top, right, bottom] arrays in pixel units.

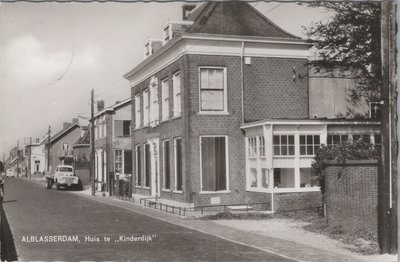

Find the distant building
[[92, 99, 132, 194]]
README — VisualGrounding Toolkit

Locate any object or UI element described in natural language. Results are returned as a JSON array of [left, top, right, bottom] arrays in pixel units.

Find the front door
[[148, 138, 160, 198]]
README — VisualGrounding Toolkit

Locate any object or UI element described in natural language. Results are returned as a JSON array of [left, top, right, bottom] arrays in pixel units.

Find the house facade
[[26, 136, 48, 175], [93, 99, 132, 194], [48, 119, 83, 172], [125, 2, 380, 211]]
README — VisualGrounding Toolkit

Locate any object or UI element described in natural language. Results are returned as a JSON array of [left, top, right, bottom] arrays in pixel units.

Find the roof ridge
[[246, 3, 301, 39]]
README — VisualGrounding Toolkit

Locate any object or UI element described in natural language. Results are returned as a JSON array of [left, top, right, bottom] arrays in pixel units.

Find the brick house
[[124, 2, 380, 211], [47, 119, 83, 172], [93, 99, 132, 194]]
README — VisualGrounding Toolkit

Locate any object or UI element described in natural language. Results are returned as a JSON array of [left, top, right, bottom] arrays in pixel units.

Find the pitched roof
[[73, 129, 90, 146], [186, 2, 300, 39], [94, 98, 131, 119], [50, 123, 80, 144]]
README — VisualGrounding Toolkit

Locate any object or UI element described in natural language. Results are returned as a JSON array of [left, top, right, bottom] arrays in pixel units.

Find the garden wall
[[324, 160, 378, 234]]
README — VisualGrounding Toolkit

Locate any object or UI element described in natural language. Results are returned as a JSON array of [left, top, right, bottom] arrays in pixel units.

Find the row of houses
[[6, 2, 381, 212]]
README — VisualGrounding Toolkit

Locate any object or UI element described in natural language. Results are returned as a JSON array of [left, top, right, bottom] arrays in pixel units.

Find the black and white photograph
[[0, 1, 397, 261]]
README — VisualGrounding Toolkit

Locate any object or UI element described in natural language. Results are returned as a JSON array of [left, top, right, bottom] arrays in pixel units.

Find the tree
[[302, 2, 381, 102]]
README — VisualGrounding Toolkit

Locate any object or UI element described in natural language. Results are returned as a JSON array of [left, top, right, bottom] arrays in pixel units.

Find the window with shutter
[[163, 140, 171, 189], [135, 145, 142, 186], [114, 120, 123, 137], [124, 150, 132, 174], [174, 138, 182, 191]]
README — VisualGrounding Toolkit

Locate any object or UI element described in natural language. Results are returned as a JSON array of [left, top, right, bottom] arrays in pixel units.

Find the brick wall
[[186, 55, 246, 206], [243, 57, 309, 122], [324, 160, 378, 233], [274, 191, 322, 212], [50, 127, 82, 170]]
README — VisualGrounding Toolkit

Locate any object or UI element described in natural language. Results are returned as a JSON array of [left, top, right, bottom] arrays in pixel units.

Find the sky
[[0, 1, 331, 160]]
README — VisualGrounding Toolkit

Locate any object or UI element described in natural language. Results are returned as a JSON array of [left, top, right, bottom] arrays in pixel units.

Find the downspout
[[241, 41, 245, 124]]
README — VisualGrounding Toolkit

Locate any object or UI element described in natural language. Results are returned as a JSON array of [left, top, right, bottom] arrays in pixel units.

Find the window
[[300, 135, 320, 156], [149, 79, 159, 123], [135, 94, 141, 128], [259, 136, 265, 157], [143, 90, 149, 126], [250, 168, 257, 188], [172, 72, 181, 117], [274, 168, 295, 188], [161, 78, 169, 121], [124, 150, 132, 175], [374, 134, 382, 151], [300, 168, 319, 188], [353, 134, 371, 143], [144, 144, 151, 187], [163, 25, 171, 43], [163, 140, 171, 189], [327, 134, 348, 146], [273, 135, 295, 156], [201, 136, 227, 191], [114, 120, 131, 137], [115, 150, 122, 174], [135, 145, 142, 186], [174, 138, 183, 191], [199, 67, 226, 112], [248, 137, 257, 158]]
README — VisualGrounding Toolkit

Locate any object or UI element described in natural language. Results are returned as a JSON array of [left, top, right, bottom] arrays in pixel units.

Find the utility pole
[[91, 89, 95, 196], [16, 140, 19, 177], [29, 137, 32, 180], [378, 0, 397, 254], [47, 126, 51, 172]]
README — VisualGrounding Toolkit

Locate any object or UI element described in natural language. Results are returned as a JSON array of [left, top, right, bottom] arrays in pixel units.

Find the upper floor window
[[115, 120, 131, 137], [199, 67, 227, 113], [259, 136, 265, 157], [143, 90, 149, 126], [135, 94, 141, 128], [149, 78, 159, 123], [161, 78, 169, 121], [300, 135, 320, 156], [172, 71, 181, 117], [247, 137, 257, 158], [273, 135, 295, 156]]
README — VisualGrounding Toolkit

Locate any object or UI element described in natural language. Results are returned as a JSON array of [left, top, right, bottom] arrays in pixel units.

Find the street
[[2, 178, 293, 261]]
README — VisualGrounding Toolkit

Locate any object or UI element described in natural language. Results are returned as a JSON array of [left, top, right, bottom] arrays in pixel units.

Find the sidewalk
[[26, 178, 397, 262], [69, 188, 396, 262]]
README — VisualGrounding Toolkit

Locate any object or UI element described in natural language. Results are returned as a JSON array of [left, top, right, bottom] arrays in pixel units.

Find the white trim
[[246, 187, 320, 193], [198, 67, 228, 114], [199, 190, 231, 194], [135, 144, 142, 187], [143, 143, 151, 188], [161, 77, 170, 121], [199, 135, 230, 192], [241, 119, 381, 129], [125, 36, 310, 86], [162, 139, 171, 190], [172, 71, 181, 118], [173, 137, 183, 191]]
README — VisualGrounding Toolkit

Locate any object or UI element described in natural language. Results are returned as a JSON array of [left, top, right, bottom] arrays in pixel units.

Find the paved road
[[2, 178, 293, 261]]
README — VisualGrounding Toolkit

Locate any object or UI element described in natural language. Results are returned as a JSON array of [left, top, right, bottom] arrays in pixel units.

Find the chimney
[[63, 122, 72, 130], [72, 118, 79, 125], [97, 100, 105, 112], [182, 4, 196, 20]]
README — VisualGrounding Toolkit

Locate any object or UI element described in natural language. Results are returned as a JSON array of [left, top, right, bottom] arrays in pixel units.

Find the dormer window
[[144, 40, 152, 58], [163, 25, 171, 44]]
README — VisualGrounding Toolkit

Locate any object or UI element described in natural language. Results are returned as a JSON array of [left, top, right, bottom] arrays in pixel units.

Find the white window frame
[[299, 134, 321, 156], [172, 71, 181, 118], [143, 89, 149, 127], [198, 67, 228, 115], [273, 134, 295, 157], [199, 135, 230, 194], [135, 94, 141, 129], [161, 78, 170, 121], [143, 143, 150, 189], [247, 137, 257, 158], [115, 149, 123, 175], [135, 145, 142, 187], [149, 79, 159, 123], [173, 137, 183, 193]]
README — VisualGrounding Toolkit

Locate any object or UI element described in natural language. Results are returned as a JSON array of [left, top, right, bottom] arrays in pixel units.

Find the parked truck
[[46, 165, 82, 190]]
